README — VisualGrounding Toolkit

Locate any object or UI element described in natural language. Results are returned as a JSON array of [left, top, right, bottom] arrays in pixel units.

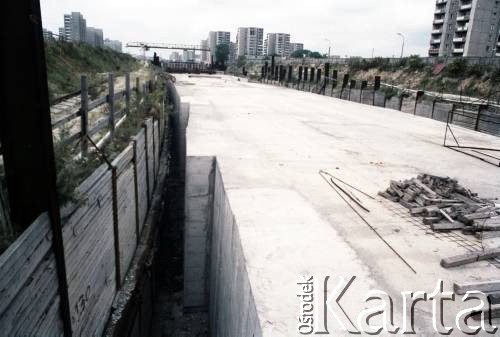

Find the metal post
[[80, 75, 89, 156], [0, 1, 73, 335], [450, 104, 455, 124], [125, 73, 130, 115], [108, 73, 115, 136], [431, 99, 436, 119]]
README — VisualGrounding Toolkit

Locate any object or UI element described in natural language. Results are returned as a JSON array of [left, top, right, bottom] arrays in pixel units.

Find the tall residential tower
[[63, 12, 87, 43], [236, 27, 264, 57], [208, 31, 231, 62], [264, 33, 291, 56], [429, 0, 500, 57]]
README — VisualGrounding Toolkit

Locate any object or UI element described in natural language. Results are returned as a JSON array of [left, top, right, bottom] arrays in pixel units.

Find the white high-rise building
[[290, 43, 304, 54], [264, 33, 291, 56], [183, 50, 196, 62], [201, 39, 209, 63], [104, 39, 122, 52], [236, 27, 264, 57], [86, 27, 104, 48], [208, 31, 231, 62], [63, 12, 87, 42], [169, 52, 182, 62]]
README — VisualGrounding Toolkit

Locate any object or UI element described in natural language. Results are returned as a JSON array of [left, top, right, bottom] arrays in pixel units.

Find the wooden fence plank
[[0, 213, 52, 315], [0, 214, 64, 337], [116, 166, 137, 280]]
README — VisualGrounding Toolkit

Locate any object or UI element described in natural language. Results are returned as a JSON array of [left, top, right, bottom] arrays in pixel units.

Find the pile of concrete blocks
[[379, 174, 500, 236]]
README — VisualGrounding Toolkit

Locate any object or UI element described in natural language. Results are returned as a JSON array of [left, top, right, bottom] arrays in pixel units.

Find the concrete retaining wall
[[184, 156, 215, 309], [208, 163, 262, 337], [183, 157, 262, 335]]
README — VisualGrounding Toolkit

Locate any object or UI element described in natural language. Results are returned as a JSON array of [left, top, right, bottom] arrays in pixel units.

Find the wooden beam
[[442, 248, 500, 268]]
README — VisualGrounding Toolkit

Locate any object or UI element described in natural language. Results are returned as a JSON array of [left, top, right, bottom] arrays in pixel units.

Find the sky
[[40, 0, 436, 59]]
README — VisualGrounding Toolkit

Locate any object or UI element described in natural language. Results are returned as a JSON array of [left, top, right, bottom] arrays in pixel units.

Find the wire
[[319, 171, 418, 274]]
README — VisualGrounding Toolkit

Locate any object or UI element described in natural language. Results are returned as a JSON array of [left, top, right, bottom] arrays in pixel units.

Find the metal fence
[[260, 76, 500, 138]]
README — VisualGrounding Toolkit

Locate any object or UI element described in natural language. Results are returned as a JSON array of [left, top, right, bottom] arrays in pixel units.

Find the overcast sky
[[40, 0, 435, 59]]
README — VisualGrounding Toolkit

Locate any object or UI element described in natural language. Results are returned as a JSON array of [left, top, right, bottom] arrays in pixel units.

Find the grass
[[55, 80, 166, 205], [45, 40, 140, 102]]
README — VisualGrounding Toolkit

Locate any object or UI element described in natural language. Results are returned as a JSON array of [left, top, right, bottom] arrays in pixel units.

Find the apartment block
[[169, 51, 182, 62], [290, 43, 305, 54], [264, 33, 291, 56], [64, 12, 87, 42], [208, 31, 231, 62], [104, 39, 122, 52], [236, 27, 264, 57], [42, 29, 53, 41], [200, 39, 209, 63], [86, 27, 104, 48], [429, 0, 500, 57]]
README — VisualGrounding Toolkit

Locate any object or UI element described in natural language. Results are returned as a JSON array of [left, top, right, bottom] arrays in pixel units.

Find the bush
[[491, 67, 500, 84], [443, 59, 468, 78], [407, 55, 425, 71]]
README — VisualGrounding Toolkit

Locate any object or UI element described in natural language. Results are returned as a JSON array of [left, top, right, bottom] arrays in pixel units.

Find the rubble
[[379, 174, 500, 236]]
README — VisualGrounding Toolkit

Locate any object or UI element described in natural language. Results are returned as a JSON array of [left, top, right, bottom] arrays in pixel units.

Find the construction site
[[2, 1, 500, 337]]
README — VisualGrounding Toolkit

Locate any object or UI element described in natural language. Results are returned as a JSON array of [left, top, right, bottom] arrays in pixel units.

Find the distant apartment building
[[58, 27, 65, 41], [236, 27, 264, 57], [104, 39, 122, 52], [86, 27, 104, 48], [200, 39, 209, 63], [264, 33, 291, 56], [63, 12, 87, 42], [429, 0, 500, 57], [183, 50, 196, 62], [42, 29, 54, 41], [290, 43, 304, 54], [229, 42, 237, 63], [170, 51, 182, 62], [208, 31, 231, 62]]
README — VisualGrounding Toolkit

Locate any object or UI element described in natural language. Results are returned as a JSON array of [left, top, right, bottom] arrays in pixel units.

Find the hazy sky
[[40, 0, 435, 58]]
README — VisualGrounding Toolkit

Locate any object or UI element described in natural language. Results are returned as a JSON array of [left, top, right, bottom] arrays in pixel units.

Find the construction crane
[[126, 42, 210, 52], [126, 42, 211, 60]]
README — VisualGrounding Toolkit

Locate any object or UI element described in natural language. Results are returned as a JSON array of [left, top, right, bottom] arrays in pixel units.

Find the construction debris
[[379, 174, 500, 268], [441, 248, 500, 268], [454, 280, 500, 295]]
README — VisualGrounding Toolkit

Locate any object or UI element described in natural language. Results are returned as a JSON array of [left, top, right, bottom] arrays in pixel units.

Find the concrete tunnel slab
[[177, 75, 500, 336]]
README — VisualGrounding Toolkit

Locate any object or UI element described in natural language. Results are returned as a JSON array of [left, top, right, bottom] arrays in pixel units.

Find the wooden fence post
[[143, 123, 151, 207], [475, 105, 485, 131], [111, 166, 122, 288], [132, 140, 141, 245], [80, 75, 89, 156], [125, 73, 130, 115], [108, 73, 115, 136], [399, 95, 404, 111], [136, 78, 141, 111]]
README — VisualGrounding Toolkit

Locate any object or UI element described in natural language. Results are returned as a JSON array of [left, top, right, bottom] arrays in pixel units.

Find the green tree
[[237, 55, 247, 68], [291, 49, 310, 58], [309, 51, 324, 59], [215, 43, 230, 64], [407, 55, 425, 71]]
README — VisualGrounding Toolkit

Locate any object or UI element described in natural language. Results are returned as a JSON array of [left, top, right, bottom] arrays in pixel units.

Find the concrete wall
[[183, 157, 262, 335], [208, 163, 262, 337], [184, 156, 215, 309]]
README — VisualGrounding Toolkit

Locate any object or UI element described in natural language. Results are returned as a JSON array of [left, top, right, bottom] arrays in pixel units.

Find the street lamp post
[[397, 33, 405, 59], [324, 38, 332, 59]]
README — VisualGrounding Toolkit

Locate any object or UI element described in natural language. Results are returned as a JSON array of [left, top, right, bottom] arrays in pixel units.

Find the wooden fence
[[0, 77, 168, 336]]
